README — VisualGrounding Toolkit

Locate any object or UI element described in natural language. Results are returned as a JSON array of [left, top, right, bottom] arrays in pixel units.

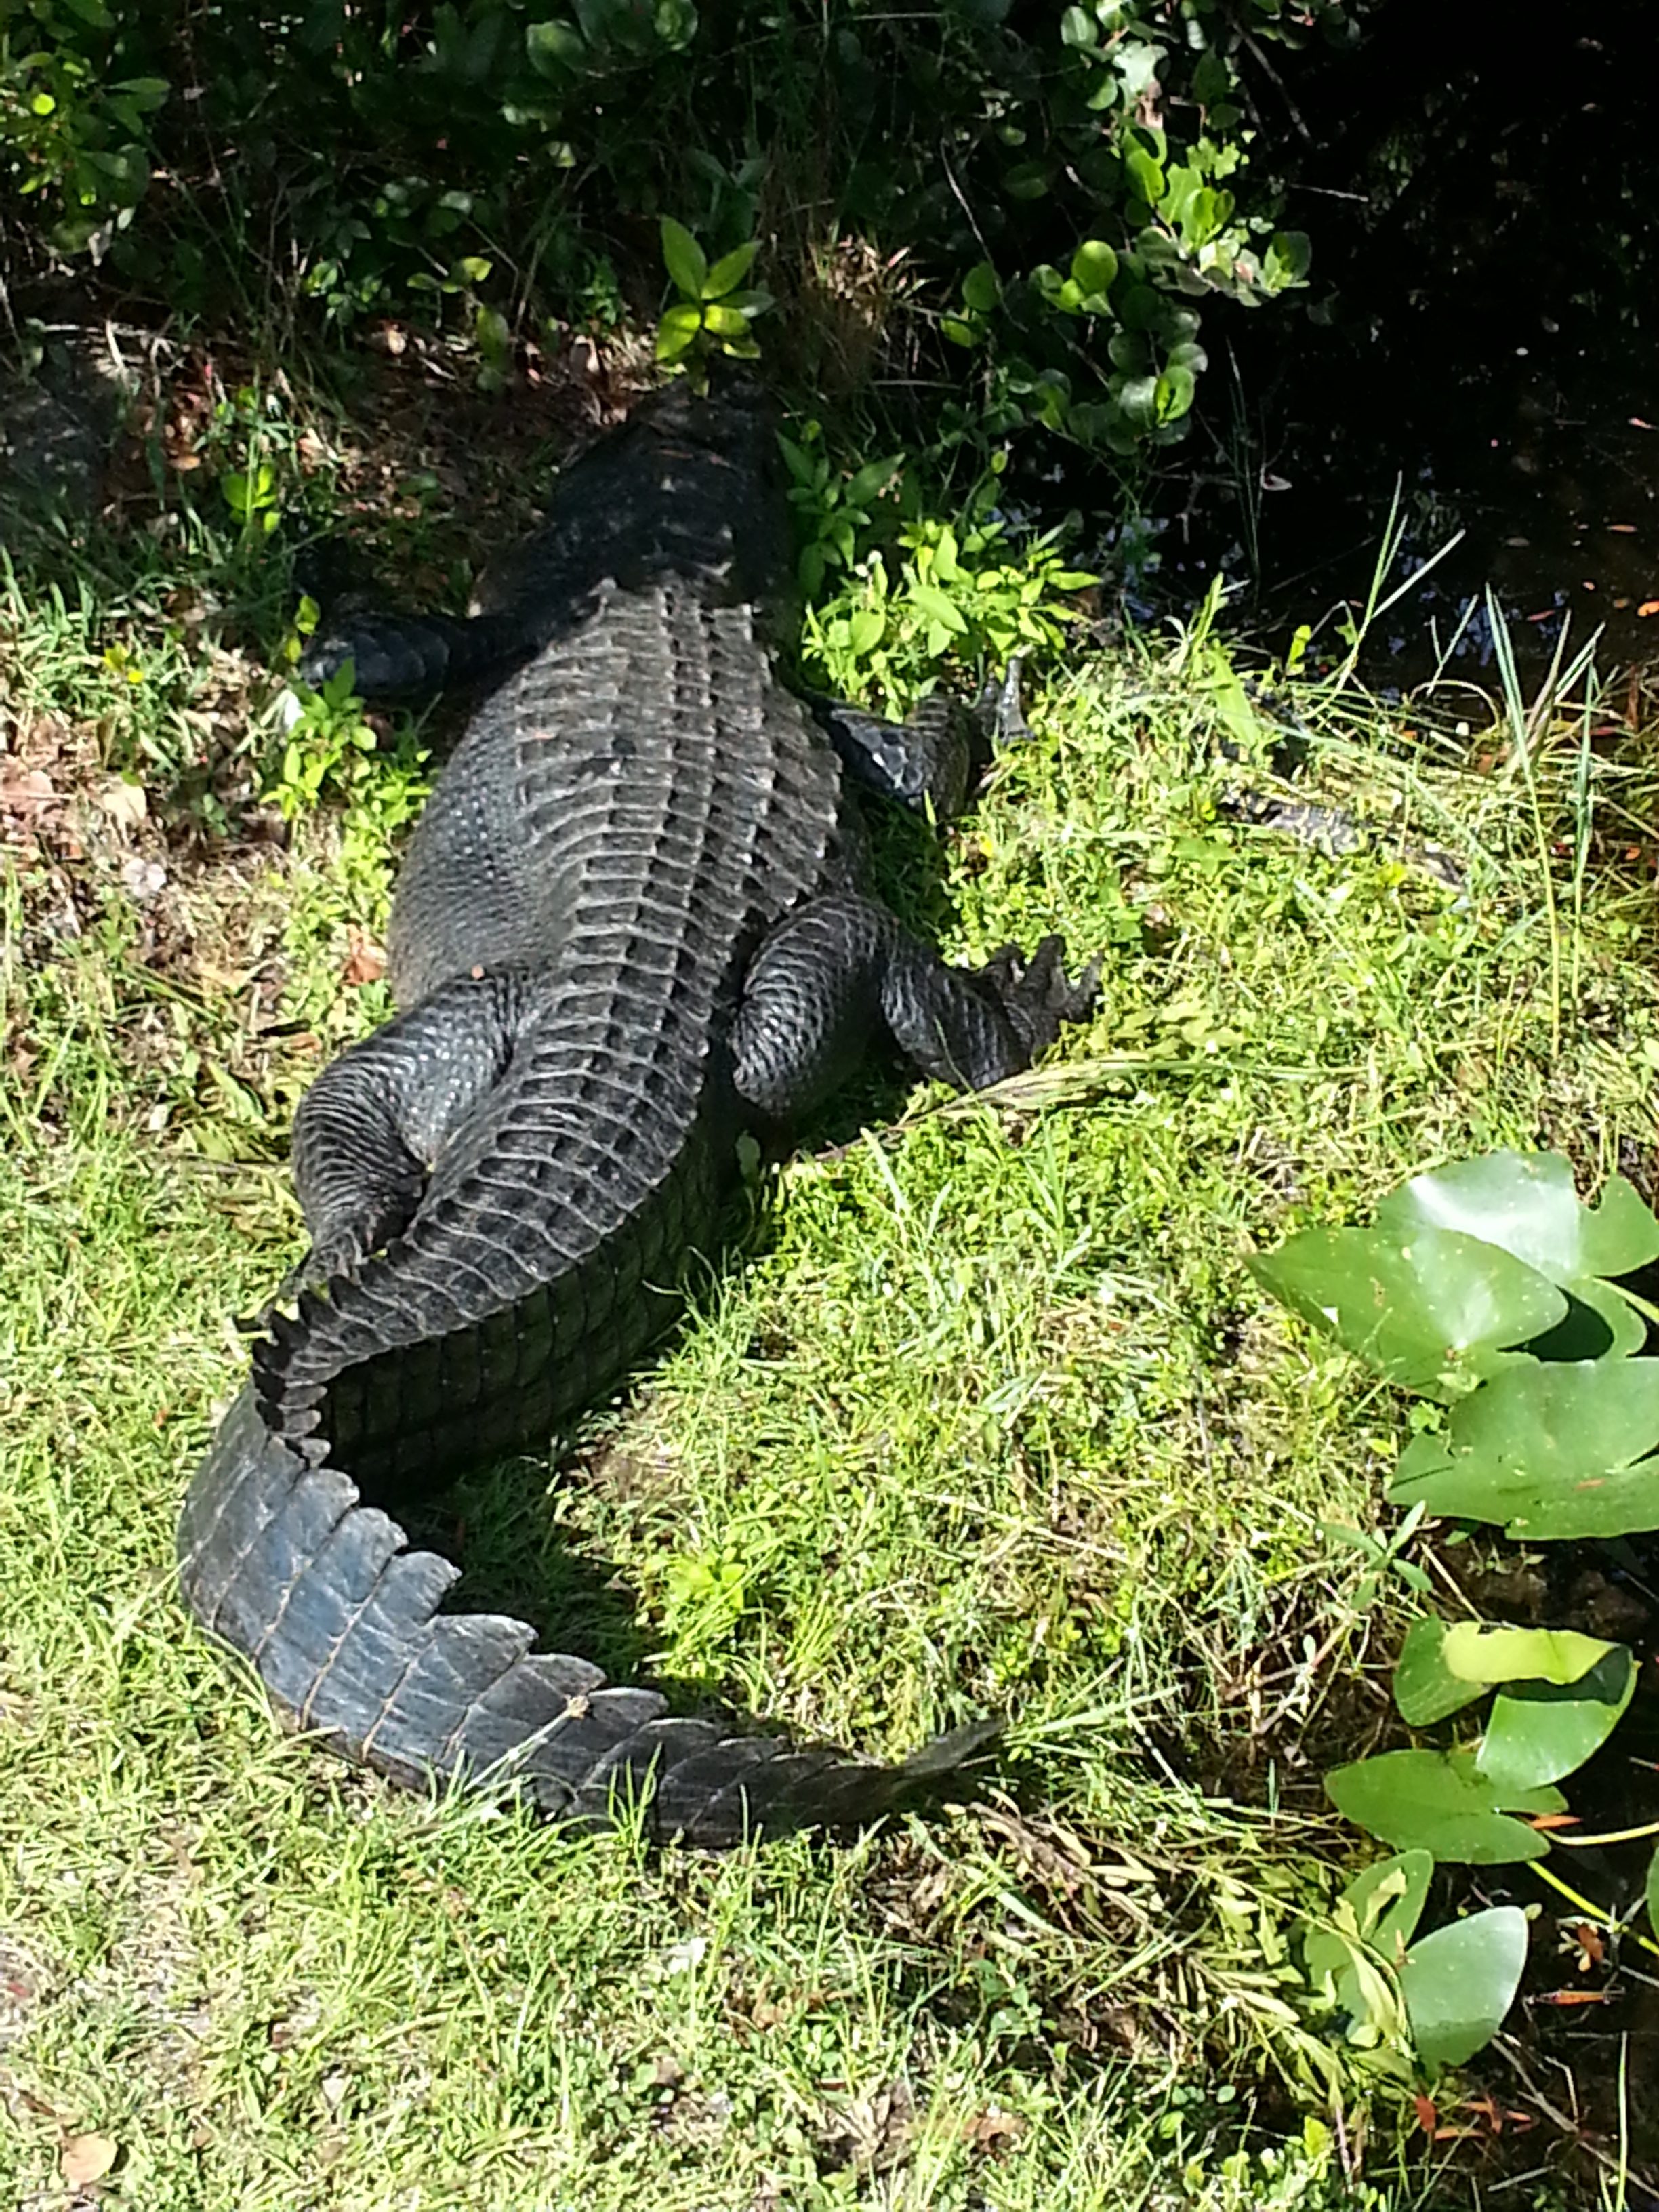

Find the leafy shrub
[[3, 1, 1371, 469]]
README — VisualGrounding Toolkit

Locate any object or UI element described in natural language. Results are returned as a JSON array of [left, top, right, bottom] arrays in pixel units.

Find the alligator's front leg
[[283, 970, 529, 1291], [731, 892, 1098, 1117]]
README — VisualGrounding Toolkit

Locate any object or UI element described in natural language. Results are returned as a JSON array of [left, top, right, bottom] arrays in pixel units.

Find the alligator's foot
[[977, 935, 1103, 1062]]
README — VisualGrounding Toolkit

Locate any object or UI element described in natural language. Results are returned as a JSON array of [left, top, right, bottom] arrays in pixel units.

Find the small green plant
[[654, 217, 771, 388], [801, 501, 1097, 709], [1255, 1151, 1659, 2074]]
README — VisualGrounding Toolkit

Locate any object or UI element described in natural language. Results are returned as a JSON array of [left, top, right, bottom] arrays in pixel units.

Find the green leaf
[[1060, 5, 1097, 47], [1303, 1850, 1433, 2033], [1154, 364, 1195, 423], [1377, 1153, 1659, 1359], [1399, 1908, 1528, 2069], [1262, 230, 1313, 289], [1394, 1619, 1488, 1726], [525, 18, 586, 75], [905, 582, 968, 635], [1386, 1358, 1659, 1537], [1476, 1646, 1636, 1792], [701, 302, 750, 339], [654, 302, 703, 361], [847, 609, 884, 655], [1125, 148, 1164, 207], [1306, 1849, 1433, 1986], [1441, 1623, 1616, 1687], [1069, 241, 1118, 300], [453, 255, 492, 285], [1648, 1845, 1659, 1941], [940, 316, 979, 348], [1004, 162, 1050, 201], [1249, 1227, 1565, 1401], [1326, 1750, 1561, 1862], [660, 217, 708, 301], [962, 260, 1000, 314], [1192, 50, 1233, 104], [703, 241, 759, 299]]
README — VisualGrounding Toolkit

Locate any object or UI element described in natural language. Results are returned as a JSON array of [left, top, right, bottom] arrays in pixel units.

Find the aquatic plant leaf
[[1377, 1152, 1658, 1357], [1250, 1227, 1564, 1400], [1441, 1623, 1614, 1686], [1475, 1646, 1636, 1793], [1394, 1618, 1488, 1725], [1399, 1907, 1528, 2069], [1386, 1359, 1659, 1538], [1325, 1750, 1561, 1863]]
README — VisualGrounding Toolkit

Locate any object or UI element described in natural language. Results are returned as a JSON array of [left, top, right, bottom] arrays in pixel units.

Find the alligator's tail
[[177, 1387, 999, 1845]]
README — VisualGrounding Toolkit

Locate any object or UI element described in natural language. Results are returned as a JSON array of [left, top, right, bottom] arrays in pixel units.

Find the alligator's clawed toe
[[982, 937, 1103, 1059]]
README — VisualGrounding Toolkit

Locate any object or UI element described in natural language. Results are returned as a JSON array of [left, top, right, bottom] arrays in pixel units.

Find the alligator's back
[[178, 382, 1094, 1844]]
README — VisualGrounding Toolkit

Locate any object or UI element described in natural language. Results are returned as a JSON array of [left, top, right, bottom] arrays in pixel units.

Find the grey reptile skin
[[176, 382, 1097, 1847]]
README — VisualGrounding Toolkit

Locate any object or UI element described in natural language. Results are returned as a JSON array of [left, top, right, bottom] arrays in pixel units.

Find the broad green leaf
[[1386, 1358, 1659, 1537], [939, 316, 979, 348], [1377, 1152, 1658, 1359], [1399, 1907, 1528, 2068], [1261, 230, 1313, 289], [847, 609, 884, 655], [905, 583, 967, 634], [1326, 1750, 1561, 1863], [1125, 148, 1164, 206], [525, 19, 586, 75], [1154, 363, 1195, 422], [1648, 1845, 1659, 1941], [1477, 1647, 1636, 1791], [701, 302, 750, 339], [1004, 162, 1050, 201], [453, 255, 492, 285], [654, 303, 703, 362], [1441, 1623, 1614, 1686], [659, 217, 707, 300], [962, 260, 1000, 314], [1249, 1227, 1565, 1401], [1394, 1619, 1487, 1726], [1070, 241, 1118, 299], [703, 241, 758, 299]]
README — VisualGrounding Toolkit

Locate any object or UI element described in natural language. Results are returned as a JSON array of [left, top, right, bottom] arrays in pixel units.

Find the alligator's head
[[541, 372, 792, 613]]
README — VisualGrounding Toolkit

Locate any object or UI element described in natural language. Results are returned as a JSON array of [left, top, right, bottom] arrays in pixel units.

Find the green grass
[[3, 400, 1656, 2209]]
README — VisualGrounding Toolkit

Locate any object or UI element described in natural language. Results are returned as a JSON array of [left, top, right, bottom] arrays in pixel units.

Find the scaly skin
[[178, 384, 1095, 1845]]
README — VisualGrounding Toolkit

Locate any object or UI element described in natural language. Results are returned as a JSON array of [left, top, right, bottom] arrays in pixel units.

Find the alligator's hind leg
[[283, 970, 529, 1290], [731, 892, 1097, 1117]]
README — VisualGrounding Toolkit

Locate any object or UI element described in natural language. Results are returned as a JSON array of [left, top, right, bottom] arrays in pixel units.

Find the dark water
[[1135, 0, 1659, 690]]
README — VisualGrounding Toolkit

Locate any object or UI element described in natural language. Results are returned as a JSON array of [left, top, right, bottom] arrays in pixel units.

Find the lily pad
[[1386, 1359, 1659, 1538], [1399, 1906, 1529, 2069], [1325, 1750, 1562, 1862], [1441, 1622, 1614, 1686], [1250, 1227, 1565, 1401], [1395, 1618, 1488, 1726], [1378, 1153, 1658, 1358], [1476, 1645, 1637, 1793]]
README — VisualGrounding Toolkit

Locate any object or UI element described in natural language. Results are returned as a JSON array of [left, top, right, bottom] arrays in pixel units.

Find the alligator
[[177, 380, 1097, 1848]]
